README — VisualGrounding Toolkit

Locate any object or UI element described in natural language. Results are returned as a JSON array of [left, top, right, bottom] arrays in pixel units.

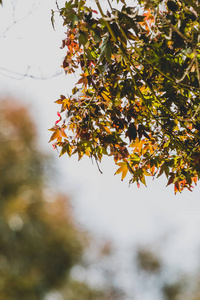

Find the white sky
[[1, 0, 200, 280]]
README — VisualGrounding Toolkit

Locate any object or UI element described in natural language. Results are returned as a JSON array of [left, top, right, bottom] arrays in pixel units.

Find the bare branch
[[0, 0, 40, 38], [0, 66, 63, 80]]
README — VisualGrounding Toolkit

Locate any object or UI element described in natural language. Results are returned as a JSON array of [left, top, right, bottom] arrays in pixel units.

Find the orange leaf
[[76, 73, 88, 86], [166, 173, 175, 186], [191, 176, 198, 185], [61, 128, 68, 138], [174, 180, 180, 194], [49, 129, 61, 142]]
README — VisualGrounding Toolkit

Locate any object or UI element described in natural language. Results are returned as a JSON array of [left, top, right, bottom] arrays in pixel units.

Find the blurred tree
[[135, 245, 197, 300], [0, 98, 83, 300], [136, 248, 161, 274], [1, 97, 200, 300], [0, 98, 127, 300], [162, 282, 183, 300], [73, 240, 126, 300], [62, 279, 123, 300]]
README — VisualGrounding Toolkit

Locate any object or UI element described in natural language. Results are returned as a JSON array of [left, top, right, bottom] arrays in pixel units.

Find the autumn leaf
[[49, 129, 62, 143], [166, 173, 175, 186], [60, 142, 72, 157], [101, 90, 112, 102], [115, 162, 128, 181], [126, 123, 137, 142], [55, 111, 62, 125], [76, 73, 88, 87]]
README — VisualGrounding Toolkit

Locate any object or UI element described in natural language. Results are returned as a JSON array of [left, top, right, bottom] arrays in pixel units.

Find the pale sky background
[[1, 0, 200, 285]]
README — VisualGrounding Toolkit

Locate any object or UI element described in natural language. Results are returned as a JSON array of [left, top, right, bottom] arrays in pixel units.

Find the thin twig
[[0, 66, 63, 80], [95, 156, 103, 174], [0, 0, 40, 38], [107, 0, 113, 11], [158, 11, 198, 48], [176, 56, 195, 83]]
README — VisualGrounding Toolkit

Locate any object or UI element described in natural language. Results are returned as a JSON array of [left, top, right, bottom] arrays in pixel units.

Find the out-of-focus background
[[1, 1, 200, 299]]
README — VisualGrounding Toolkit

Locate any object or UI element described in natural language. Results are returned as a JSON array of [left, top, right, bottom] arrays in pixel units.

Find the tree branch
[[0, 66, 63, 80]]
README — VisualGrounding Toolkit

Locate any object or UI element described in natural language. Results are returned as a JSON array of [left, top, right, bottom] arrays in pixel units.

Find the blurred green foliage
[[0, 98, 126, 300], [135, 245, 200, 300], [136, 248, 161, 274], [0, 99, 83, 300]]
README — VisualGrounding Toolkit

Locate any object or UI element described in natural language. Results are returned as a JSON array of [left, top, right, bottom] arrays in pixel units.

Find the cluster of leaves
[[50, 0, 200, 193]]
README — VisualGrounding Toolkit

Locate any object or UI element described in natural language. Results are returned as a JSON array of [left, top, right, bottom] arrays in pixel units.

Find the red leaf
[[52, 142, 57, 150], [55, 119, 60, 125], [174, 180, 180, 193], [55, 111, 62, 125], [93, 10, 98, 14], [89, 61, 96, 67], [166, 173, 175, 186]]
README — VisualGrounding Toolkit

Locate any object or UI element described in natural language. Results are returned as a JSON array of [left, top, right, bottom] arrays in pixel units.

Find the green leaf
[[98, 34, 111, 62], [78, 31, 88, 46], [131, 154, 140, 162], [140, 175, 146, 186], [60, 143, 72, 157]]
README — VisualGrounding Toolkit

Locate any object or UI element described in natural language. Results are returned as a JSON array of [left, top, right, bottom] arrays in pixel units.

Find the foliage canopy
[[50, 0, 200, 193]]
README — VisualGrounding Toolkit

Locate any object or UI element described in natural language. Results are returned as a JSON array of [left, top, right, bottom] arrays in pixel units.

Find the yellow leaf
[[49, 129, 61, 142], [63, 98, 70, 108], [117, 162, 125, 167], [61, 129, 68, 138], [121, 167, 128, 180], [48, 126, 59, 132], [104, 126, 111, 133], [140, 175, 147, 186], [55, 99, 63, 104], [101, 91, 111, 102], [115, 166, 124, 175], [85, 148, 91, 157], [143, 170, 151, 176], [115, 162, 128, 180]]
